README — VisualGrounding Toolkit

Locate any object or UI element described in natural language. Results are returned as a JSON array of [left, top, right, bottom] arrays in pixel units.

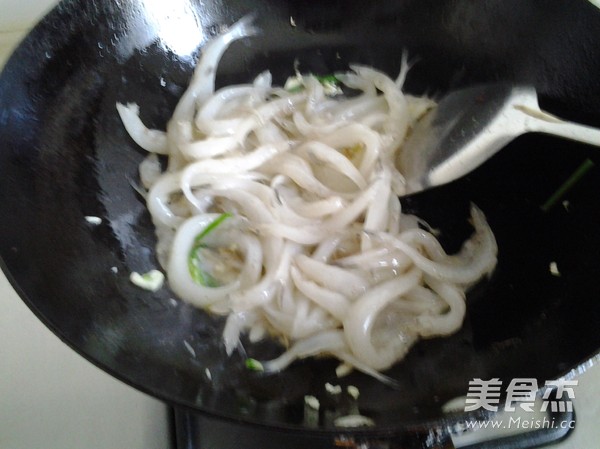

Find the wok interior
[[1, 0, 600, 431]]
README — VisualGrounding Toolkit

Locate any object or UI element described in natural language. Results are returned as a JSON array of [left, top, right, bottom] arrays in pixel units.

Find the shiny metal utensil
[[399, 83, 600, 194]]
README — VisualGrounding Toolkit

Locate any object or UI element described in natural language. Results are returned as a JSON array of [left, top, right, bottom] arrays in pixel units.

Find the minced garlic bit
[[441, 396, 468, 413], [325, 382, 342, 395], [304, 395, 320, 410], [347, 385, 360, 400], [84, 215, 102, 225], [130, 269, 165, 291], [549, 261, 561, 277], [333, 414, 375, 428], [335, 363, 353, 378], [183, 340, 196, 357]]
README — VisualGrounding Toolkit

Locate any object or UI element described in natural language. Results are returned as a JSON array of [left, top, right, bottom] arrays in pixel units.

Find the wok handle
[[172, 406, 458, 449], [170, 402, 574, 449]]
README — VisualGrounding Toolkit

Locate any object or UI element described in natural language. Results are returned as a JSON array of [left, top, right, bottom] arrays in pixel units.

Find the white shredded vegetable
[[118, 17, 497, 381]]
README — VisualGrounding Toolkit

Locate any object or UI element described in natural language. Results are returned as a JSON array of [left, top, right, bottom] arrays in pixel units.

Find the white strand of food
[[264, 301, 334, 341], [350, 65, 410, 142], [182, 143, 287, 177], [362, 168, 392, 251], [262, 330, 347, 373], [172, 16, 258, 121], [270, 194, 322, 227], [290, 266, 350, 321], [181, 136, 239, 159], [229, 239, 296, 310], [276, 189, 346, 222], [406, 95, 437, 122], [166, 120, 193, 172], [337, 249, 414, 274], [248, 321, 268, 343], [294, 254, 369, 299], [333, 247, 390, 267], [261, 154, 341, 198], [195, 92, 306, 150], [213, 178, 274, 204], [358, 112, 389, 129], [119, 16, 498, 383], [223, 310, 260, 354], [252, 70, 273, 91], [258, 222, 333, 245], [320, 123, 382, 177], [205, 72, 266, 122], [202, 231, 263, 287], [253, 121, 290, 146], [310, 235, 345, 262], [297, 141, 367, 190], [343, 268, 422, 370], [416, 275, 466, 336], [397, 228, 451, 262], [334, 73, 377, 95], [320, 178, 382, 230], [146, 172, 185, 228], [302, 77, 328, 116], [290, 296, 333, 339], [187, 188, 274, 225], [390, 285, 447, 315], [167, 215, 243, 306], [387, 195, 402, 234], [291, 110, 346, 136], [139, 154, 163, 189], [195, 85, 259, 135], [395, 50, 411, 88], [331, 350, 400, 388], [373, 207, 497, 284], [116, 103, 169, 154], [325, 95, 386, 122]]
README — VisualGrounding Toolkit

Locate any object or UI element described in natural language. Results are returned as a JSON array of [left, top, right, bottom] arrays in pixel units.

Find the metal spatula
[[398, 83, 600, 194]]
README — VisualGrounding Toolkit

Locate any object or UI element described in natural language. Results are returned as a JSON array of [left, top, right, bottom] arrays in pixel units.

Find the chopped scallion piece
[[284, 73, 340, 94], [314, 74, 339, 84], [245, 358, 264, 371], [541, 158, 595, 212], [188, 213, 232, 286]]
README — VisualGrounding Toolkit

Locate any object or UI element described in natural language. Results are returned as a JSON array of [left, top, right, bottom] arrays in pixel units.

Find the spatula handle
[[524, 113, 600, 148]]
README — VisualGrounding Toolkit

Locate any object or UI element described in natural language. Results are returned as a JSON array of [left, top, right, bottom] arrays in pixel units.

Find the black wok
[[1, 0, 600, 447]]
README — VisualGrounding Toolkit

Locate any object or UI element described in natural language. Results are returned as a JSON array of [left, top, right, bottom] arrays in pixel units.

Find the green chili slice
[[187, 213, 232, 286]]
